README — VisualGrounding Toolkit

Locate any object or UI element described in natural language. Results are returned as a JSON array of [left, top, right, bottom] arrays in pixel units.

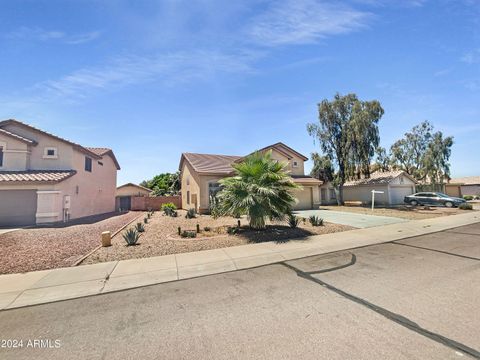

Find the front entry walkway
[[294, 209, 408, 228]]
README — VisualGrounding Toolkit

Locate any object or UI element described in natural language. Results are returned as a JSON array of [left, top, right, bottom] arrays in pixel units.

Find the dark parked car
[[404, 192, 466, 208]]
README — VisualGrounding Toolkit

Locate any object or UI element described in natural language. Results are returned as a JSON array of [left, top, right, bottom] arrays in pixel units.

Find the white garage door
[[390, 186, 414, 205], [0, 190, 37, 226], [293, 188, 313, 210]]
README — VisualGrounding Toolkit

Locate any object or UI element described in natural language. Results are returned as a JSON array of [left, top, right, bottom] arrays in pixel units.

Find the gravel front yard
[[83, 211, 354, 265], [0, 212, 141, 274], [319, 205, 470, 220]]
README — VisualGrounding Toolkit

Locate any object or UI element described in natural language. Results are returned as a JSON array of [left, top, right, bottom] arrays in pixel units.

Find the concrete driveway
[[294, 209, 408, 228], [1, 223, 478, 360]]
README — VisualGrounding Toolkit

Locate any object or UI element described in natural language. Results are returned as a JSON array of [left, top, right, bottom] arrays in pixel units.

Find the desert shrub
[[463, 195, 474, 201], [185, 208, 196, 219], [123, 228, 141, 246], [162, 203, 177, 217], [144, 217, 148, 224], [135, 222, 145, 232], [227, 226, 238, 235], [209, 195, 222, 219], [459, 203, 473, 210], [181, 230, 197, 238], [309, 215, 324, 226], [203, 226, 211, 232], [287, 214, 300, 228]]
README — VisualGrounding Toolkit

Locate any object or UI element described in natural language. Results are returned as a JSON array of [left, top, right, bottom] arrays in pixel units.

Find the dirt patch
[[83, 211, 354, 265], [0, 212, 142, 274], [319, 205, 470, 220]]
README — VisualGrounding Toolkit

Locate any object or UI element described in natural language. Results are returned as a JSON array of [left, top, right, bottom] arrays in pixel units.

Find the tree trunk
[[337, 183, 344, 205]]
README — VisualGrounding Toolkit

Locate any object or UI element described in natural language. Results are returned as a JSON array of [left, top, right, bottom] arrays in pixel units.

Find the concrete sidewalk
[[0, 211, 478, 310]]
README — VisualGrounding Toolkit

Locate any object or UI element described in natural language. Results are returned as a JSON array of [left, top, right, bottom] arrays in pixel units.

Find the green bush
[[185, 208, 196, 219], [162, 203, 178, 217], [309, 215, 324, 227], [181, 230, 197, 238], [123, 228, 141, 246], [459, 203, 473, 210], [135, 222, 145, 232], [463, 195, 474, 201], [227, 226, 238, 235], [287, 214, 300, 228]]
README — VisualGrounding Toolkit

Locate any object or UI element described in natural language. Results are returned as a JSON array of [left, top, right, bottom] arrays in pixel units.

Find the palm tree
[[217, 150, 300, 230]]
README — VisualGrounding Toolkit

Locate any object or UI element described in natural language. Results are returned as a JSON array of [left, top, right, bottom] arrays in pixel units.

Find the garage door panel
[[294, 188, 313, 210], [0, 190, 37, 226], [390, 186, 414, 205]]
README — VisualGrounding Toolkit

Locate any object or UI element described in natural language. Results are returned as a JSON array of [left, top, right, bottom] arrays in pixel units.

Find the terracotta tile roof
[[86, 147, 121, 170], [0, 170, 76, 183], [86, 147, 111, 156], [291, 175, 323, 185], [181, 153, 242, 174], [449, 176, 480, 185], [0, 128, 37, 145], [344, 170, 415, 187]]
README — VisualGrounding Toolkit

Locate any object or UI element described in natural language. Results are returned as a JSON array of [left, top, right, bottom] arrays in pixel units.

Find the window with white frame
[[43, 147, 58, 159], [292, 161, 299, 168]]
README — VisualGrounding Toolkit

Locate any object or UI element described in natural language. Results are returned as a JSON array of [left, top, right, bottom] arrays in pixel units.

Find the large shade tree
[[140, 172, 180, 196], [307, 93, 384, 204], [390, 121, 453, 184], [310, 152, 334, 182], [217, 150, 299, 230]]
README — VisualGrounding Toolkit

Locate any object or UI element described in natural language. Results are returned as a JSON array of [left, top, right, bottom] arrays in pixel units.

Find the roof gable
[[344, 170, 417, 187], [0, 128, 37, 145], [117, 183, 152, 192], [86, 147, 121, 170], [237, 142, 308, 163]]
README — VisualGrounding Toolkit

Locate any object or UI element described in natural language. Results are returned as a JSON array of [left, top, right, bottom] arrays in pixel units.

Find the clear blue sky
[[1, 0, 479, 185]]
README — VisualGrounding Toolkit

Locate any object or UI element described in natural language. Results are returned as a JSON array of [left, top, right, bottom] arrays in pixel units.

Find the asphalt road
[[1, 223, 479, 360]]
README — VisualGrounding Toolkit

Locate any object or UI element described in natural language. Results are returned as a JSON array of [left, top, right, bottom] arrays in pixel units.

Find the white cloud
[[21, 50, 258, 102], [5, 27, 100, 44], [461, 49, 480, 64], [246, 0, 371, 46]]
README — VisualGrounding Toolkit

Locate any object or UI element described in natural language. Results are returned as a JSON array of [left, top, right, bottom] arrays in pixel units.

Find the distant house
[[178, 142, 322, 213], [446, 176, 480, 197], [320, 170, 417, 206], [0, 119, 120, 226], [116, 183, 152, 211]]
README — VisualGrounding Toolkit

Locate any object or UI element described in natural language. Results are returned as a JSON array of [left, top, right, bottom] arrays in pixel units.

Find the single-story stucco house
[[116, 183, 153, 210], [445, 176, 480, 197], [0, 119, 120, 226], [320, 170, 417, 206], [179, 142, 322, 213]]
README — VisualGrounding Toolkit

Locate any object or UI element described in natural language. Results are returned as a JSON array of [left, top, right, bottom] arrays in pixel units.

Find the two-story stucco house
[[0, 119, 120, 226], [179, 142, 322, 213]]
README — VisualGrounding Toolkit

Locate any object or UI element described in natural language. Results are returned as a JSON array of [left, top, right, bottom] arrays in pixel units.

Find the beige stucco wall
[[1, 123, 75, 170], [116, 185, 151, 197], [0, 133, 30, 170], [267, 148, 305, 176], [181, 161, 201, 211]]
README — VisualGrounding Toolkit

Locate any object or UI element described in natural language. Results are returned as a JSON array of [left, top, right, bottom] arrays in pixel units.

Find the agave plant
[[123, 228, 141, 246], [135, 222, 145, 233], [287, 213, 300, 228], [309, 215, 324, 227], [216, 150, 299, 230], [185, 208, 196, 219]]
